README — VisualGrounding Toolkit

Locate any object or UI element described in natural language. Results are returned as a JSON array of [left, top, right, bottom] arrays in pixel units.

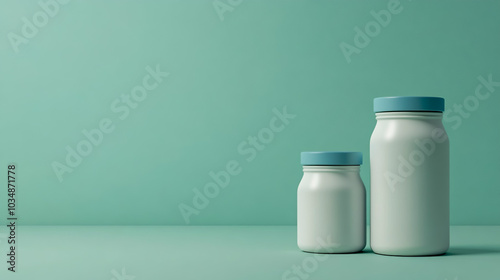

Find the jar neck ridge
[[302, 166, 360, 172], [375, 111, 443, 120]]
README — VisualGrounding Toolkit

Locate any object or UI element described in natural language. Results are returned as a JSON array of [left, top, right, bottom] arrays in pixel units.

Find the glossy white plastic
[[298, 165, 366, 253], [370, 111, 449, 256]]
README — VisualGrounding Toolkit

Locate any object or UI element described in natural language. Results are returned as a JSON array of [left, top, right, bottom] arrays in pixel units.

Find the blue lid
[[301, 152, 363, 166], [374, 96, 445, 112]]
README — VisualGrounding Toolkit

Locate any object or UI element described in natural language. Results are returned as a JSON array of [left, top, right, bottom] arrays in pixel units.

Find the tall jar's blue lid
[[374, 96, 445, 112], [301, 152, 362, 166]]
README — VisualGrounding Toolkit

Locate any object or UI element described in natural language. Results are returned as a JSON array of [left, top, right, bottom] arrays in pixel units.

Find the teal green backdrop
[[0, 0, 499, 225]]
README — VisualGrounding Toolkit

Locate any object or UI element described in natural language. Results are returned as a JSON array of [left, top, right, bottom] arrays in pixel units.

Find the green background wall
[[0, 0, 499, 225]]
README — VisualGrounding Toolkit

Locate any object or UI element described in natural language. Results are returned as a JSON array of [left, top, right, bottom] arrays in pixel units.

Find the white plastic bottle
[[297, 152, 366, 253], [370, 96, 449, 256]]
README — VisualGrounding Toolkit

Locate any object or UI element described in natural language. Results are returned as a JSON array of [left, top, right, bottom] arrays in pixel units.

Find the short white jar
[[297, 152, 366, 253]]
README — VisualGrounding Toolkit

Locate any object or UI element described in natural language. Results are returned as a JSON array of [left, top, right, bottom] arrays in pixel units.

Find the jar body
[[370, 112, 449, 256], [297, 166, 366, 253]]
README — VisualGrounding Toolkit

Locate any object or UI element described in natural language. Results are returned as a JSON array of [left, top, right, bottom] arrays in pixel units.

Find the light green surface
[[0, 0, 500, 225], [0, 226, 499, 279]]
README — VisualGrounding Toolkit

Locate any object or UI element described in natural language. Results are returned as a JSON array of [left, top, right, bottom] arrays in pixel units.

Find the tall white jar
[[370, 96, 449, 256], [298, 152, 366, 253]]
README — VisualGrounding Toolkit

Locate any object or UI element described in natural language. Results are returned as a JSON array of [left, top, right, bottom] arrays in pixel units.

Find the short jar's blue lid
[[301, 152, 362, 166], [374, 96, 445, 112]]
